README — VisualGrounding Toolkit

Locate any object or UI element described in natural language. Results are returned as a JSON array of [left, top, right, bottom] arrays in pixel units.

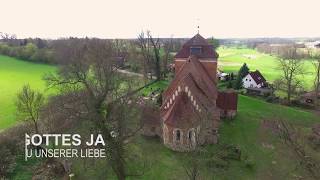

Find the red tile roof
[[249, 70, 266, 85], [162, 55, 217, 106], [174, 34, 219, 59], [161, 56, 218, 126]]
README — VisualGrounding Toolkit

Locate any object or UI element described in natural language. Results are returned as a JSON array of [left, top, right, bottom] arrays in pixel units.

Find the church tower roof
[[174, 34, 219, 59]]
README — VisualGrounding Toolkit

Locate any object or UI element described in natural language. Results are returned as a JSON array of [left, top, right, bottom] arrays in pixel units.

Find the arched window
[[188, 131, 192, 141], [176, 130, 181, 141], [188, 129, 196, 146]]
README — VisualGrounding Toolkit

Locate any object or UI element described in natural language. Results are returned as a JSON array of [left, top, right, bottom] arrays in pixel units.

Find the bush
[[0, 143, 17, 178], [30, 48, 54, 63], [0, 42, 54, 64], [18, 43, 37, 60], [207, 156, 229, 169], [265, 95, 279, 103], [0, 123, 33, 178], [0, 43, 10, 55], [244, 156, 255, 169]]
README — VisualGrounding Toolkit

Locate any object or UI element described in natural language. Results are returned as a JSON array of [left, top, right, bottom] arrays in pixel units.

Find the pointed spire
[[196, 18, 200, 34]]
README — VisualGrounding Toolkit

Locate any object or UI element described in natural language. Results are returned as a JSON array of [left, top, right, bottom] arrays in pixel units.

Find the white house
[[242, 70, 267, 89]]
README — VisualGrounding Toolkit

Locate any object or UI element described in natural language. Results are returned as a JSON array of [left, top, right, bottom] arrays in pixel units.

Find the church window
[[190, 47, 202, 55], [176, 130, 181, 141], [188, 131, 192, 140], [188, 129, 196, 146]]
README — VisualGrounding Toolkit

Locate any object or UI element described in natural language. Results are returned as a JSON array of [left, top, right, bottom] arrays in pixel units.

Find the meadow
[[1, 50, 319, 179], [0, 46, 317, 129], [217, 47, 316, 90], [0, 55, 56, 130], [66, 95, 319, 180]]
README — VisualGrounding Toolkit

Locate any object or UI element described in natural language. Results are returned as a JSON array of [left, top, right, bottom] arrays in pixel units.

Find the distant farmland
[[0, 55, 56, 130], [217, 47, 316, 89]]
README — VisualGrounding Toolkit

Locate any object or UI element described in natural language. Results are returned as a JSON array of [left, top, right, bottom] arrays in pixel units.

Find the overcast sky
[[1, 0, 319, 39]]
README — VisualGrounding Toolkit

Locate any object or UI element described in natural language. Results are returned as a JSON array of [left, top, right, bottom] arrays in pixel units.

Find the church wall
[[199, 107, 220, 145], [219, 109, 237, 119], [163, 123, 200, 152]]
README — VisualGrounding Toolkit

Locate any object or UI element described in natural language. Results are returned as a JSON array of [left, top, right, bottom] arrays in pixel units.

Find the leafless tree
[[183, 137, 202, 180], [15, 84, 44, 134], [113, 39, 129, 57], [137, 31, 153, 80], [308, 50, 320, 107], [137, 31, 161, 81], [44, 39, 145, 180], [272, 119, 320, 179], [162, 37, 173, 78], [0, 32, 17, 41], [277, 46, 305, 103]]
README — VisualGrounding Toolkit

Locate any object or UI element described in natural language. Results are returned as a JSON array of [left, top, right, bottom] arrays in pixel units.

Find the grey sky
[[1, 0, 319, 39]]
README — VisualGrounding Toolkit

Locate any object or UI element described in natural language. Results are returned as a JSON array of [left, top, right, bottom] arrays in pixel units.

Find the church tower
[[160, 34, 220, 151], [174, 34, 219, 82]]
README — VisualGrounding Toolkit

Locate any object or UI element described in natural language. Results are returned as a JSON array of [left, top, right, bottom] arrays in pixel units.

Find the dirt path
[[116, 69, 144, 78]]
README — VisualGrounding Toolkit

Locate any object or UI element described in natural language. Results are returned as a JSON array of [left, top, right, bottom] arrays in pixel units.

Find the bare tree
[[15, 84, 44, 134], [137, 31, 153, 80], [309, 50, 320, 107], [271, 119, 320, 179], [148, 32, 161, 81], [44, 39, 144, 180], [137, 31, 162, 81], [162, 37, 173, 78], [113, 39, 129, 57], [277, 46, 304, 103], [183, 136, 203, 180]]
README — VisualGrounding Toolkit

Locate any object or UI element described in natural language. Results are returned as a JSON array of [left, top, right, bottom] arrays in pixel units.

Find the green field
[[0, 55, 56, 130], [1, 51, 319, 179], [68, 95, 319, 180], [217, 47, 316, 89]]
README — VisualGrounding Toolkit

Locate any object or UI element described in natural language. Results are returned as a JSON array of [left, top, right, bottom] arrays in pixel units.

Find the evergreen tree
[[227, 78, 233, 88], [234, 63, 250, 89]]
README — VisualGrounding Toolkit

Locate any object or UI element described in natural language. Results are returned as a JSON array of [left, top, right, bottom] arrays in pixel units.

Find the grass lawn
[[0, 55, 56, 130], [217, 47, 316, 90], [71, 95, 319, 180], [128, 95, 318, 180], [140, 80, 169, 96]]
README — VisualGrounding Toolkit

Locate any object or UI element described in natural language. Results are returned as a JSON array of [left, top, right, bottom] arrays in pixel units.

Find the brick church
[[142, 33, 238, 152]]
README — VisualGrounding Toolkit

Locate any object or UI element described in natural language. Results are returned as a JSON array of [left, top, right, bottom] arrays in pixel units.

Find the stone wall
[[163, 123, 199, 152], [220, 109, 237, 119]]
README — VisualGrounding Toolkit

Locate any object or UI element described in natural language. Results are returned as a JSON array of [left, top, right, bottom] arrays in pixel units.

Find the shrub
[[0, 123, 33, 178], [0, 43, 10, 55], [244, 156, 255, 169], [0, 144, 16, 178]]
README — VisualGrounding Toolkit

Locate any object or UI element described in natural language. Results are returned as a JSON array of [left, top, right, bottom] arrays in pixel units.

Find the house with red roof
[[242, 70, 267, 89], [142, 34, 238, 152]]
